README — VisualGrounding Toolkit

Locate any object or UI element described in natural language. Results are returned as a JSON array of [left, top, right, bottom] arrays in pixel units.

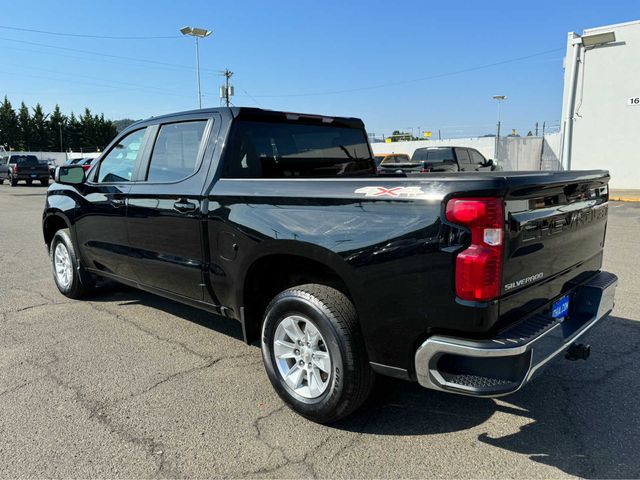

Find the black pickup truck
[[43, 107, 617, 423], [0, 154, 50, 186]]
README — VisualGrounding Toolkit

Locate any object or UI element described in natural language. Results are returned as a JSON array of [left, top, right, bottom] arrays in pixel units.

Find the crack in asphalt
[[85, 302, 215, 363]]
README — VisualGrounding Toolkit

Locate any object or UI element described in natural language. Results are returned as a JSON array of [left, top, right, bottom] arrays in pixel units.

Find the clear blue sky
[[0, 0, 637, 138]]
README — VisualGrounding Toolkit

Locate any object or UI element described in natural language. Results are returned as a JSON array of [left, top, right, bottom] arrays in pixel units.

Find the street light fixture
[[180, 26, 212, 109]]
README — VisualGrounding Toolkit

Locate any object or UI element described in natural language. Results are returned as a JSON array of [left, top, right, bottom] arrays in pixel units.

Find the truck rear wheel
[[50, 229, 95, 299], [10, 176, 17, 187], [261, 284, 374, 423]]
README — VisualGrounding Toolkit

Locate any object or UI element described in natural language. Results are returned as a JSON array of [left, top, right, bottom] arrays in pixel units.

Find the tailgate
[[499, 170, 610, 326]]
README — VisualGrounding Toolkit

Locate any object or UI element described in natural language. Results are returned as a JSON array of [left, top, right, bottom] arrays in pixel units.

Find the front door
[[74, 127, 151, 279], [126, 118, 212, 300]]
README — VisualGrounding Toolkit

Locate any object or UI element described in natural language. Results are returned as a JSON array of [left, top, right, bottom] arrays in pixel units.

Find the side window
[[470, 149, 486, 164], [97, 128, 147, 183], [455, 148, 472, 165], [146, 121, 207, 183]]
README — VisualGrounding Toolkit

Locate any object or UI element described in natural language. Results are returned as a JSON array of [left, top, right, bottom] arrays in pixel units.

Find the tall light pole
[[180, 26, 212, 109], [492, 95, 507, 164]]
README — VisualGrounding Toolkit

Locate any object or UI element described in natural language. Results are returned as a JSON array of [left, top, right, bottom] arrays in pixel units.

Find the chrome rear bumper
[[414, 271, 618, 397]]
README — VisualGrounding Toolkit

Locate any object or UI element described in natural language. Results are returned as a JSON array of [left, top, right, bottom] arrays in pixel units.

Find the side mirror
[[55, 165, 86, 185], [486, 159, 495, 166]]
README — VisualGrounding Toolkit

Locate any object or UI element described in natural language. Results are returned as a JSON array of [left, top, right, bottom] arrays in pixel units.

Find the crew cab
[[43, 107, 617, 423], [1, 154, 50, 186], [378, 146, 498, 174]]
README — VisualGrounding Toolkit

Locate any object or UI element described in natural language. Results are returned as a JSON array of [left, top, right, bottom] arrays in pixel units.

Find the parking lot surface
[[1, 185, 639, 479]]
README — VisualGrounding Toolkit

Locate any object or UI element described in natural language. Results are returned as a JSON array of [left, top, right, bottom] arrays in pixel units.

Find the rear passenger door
[[454, 148, 473, 171], [126, 114, 215, 300]]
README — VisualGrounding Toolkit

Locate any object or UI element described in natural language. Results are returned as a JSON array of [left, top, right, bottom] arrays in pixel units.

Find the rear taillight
[[445, 197, 504, 302], [420, 167, 431, 173], [13, 165, 18, 173]]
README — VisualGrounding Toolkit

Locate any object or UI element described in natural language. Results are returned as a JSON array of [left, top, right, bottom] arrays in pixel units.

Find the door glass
[[146, 121, 207, 182], [471, 150, 486, 165], [455, 148, 472, 165], [97, 128, 147, 183]]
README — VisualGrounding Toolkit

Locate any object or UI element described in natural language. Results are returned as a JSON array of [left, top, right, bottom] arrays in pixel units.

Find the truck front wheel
[[50, 229, 95, 298], [261, 284, 374, 423]]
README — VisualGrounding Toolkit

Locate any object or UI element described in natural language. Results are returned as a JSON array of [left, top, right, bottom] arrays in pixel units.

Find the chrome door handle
[[173, 200, 197, 213], [112, 198, 125, 207]]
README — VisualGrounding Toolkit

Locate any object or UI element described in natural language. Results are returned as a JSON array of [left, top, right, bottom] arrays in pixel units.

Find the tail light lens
[[445, 197, 504, 301], [13, 165, 19, 173], [420, 167, 431, 173]]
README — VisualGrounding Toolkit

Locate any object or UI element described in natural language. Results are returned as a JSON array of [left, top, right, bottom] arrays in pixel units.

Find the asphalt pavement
[[1, 184, 639, 479]]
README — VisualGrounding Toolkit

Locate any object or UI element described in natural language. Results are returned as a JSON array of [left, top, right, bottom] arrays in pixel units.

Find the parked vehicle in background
[[0, 154, 49, 186], [373, 153, 410, 168], [64, 157, 98, 172], [47, 161, 57, 178], [378, 146, 499, 174], [43, 107, 616, 423]]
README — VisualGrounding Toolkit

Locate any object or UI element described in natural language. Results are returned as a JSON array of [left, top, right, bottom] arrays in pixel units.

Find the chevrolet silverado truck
[[43, 107, 617, 423], [1, 154, 50, 186]]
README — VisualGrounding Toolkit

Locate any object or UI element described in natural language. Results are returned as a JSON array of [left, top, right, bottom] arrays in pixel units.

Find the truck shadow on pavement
[[335, 314, 640, 479], [86, 283, 640, 478]]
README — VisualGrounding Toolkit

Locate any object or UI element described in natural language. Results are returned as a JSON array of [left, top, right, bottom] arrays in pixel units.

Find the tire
[[50, 228, 95, 299], [10, 176, 17, 187], [0, 178, 3, 185], [40, 178, 49, 186], [261, 284, 374, 423], [26, 179, 32, 186]]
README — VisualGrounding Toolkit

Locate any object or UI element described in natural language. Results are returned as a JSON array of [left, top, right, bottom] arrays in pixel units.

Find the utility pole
[[535, 122, 539, 136], [221, 69, 234, 107]]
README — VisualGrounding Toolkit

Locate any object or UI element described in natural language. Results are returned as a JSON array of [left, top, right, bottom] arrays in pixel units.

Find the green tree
[[17, 102, 32, 150], [67, 112, 82, 151], [96, 113, 117, 150], [0, 96, 18, 149], [80, 108, 97, 150], [31, 103, 49, 151], [47, 104, 67, 151], [113, 118, 136, 133]]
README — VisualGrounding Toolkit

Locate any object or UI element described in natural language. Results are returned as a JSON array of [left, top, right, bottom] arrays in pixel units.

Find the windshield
[[223, 120, 374, 178], [10, 155, 39, 165], [411, 148, 454, 163]]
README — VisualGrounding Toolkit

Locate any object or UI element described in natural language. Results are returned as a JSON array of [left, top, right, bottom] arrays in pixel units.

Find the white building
[[560, 20, 640, 190]]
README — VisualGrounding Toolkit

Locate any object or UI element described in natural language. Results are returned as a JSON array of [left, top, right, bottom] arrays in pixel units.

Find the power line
[[0, 36, 219, 73], [250, 47, 564, 98], [0, 24, 179, 39]]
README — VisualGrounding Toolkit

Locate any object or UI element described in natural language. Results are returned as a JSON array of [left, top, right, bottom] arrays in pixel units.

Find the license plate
[[552, 295, 570, 319], [30, 174, 37, 178]]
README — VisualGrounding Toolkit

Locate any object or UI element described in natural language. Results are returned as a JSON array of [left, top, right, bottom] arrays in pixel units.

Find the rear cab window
[[10, 155, 39, 166], [222, 119, 374, 178]]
